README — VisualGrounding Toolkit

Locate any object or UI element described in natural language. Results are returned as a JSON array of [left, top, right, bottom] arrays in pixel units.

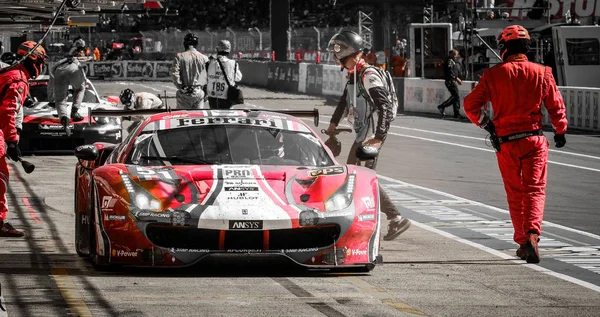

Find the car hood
[[24, 101, 121, 125], [97, 164, 356, 215]]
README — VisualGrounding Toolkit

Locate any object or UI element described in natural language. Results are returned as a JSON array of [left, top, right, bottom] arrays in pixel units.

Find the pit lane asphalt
[[0, 81, 598, 317]]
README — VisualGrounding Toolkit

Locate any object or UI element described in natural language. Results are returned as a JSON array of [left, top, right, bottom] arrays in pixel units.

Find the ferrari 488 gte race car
[[22, 75, 122, 153], [74, 108, 383, 271]]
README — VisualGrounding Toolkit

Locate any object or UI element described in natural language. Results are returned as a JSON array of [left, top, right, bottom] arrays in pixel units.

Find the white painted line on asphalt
[[378, 174, 600, 241], [410, 220, 600, 293], [390, 125, 483, 141], [390, 124, 600, 161], [317, 120, 600, 173], [388, 130, 600, 173], [543, 231, 590, 246], [462, 207, 502, 221]]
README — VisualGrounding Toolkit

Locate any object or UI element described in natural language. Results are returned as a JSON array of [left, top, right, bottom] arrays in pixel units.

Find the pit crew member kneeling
[[119, 88, 164, 133], [464, 25, 568, 264]]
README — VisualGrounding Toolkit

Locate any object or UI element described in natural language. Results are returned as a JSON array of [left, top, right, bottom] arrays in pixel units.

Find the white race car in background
[[22, 75, 123, 153]]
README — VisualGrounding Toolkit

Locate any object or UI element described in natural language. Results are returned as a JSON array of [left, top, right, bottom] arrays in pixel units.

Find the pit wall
[[44, 60, 599, 132]]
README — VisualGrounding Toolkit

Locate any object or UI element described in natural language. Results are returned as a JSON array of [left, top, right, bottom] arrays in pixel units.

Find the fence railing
[[33, 27, 359, 64]]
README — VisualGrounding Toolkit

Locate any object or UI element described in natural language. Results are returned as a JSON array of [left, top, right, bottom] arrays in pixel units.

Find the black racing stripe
[[273, 278, 346, 317], [181, 175, 199, 203], [203, 168, 223, 205]]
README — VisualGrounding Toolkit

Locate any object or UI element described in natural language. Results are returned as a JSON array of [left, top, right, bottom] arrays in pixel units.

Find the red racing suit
[[464, 54, 568, 245], [0, 65, 29, 221]]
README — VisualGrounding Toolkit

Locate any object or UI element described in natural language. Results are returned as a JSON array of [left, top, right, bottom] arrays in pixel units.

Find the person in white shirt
[[120, 88, 163, 111], [119, 88, 164, 133], [206, 40, 242, 109], [171, 33, 209, 109]]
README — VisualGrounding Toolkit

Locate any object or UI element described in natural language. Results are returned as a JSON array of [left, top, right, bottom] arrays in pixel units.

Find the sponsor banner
[[321, 64, 347, 96], [506, 0, 600, 19], [154, 61, 172, 79], [126, 61, 154, 79], [267, 62, 300, 92], [306, 64, 323, 95], [92, 62, 114, 78], [111, 61, 125, 78]]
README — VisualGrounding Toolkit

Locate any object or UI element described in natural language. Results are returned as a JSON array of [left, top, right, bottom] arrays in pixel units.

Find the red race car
[[74, 108, 382, 271]]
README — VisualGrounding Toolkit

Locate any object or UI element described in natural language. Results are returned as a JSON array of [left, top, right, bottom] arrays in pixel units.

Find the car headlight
[[93, 116, 122, 125], [324, 174, 355, 212], [135, 193, 161, 211], [94, 116, 109, 124]]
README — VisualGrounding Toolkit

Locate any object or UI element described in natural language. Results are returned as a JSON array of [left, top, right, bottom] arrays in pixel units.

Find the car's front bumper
[[97, 206, 380, 269]]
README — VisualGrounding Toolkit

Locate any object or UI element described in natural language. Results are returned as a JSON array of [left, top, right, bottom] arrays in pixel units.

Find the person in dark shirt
[[437, 49, 465, 119]]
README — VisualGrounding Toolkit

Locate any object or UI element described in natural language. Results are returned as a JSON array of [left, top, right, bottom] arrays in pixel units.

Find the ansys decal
[[197, 165, 293, 230]]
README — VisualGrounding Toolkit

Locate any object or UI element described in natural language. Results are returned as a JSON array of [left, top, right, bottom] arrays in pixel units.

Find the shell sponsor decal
[[346, 248, 367, 257], [111, 249, 138, 257]]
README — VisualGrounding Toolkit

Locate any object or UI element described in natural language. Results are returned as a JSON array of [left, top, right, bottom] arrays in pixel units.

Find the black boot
[[61, 116, 72, 137], [437, 105, 445, 117], [379, 186, 412, 241], [71, 108, 84, 122]]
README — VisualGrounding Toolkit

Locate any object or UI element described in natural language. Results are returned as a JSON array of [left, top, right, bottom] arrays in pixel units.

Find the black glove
[[480, 114, 495, 134], [17, 128, 22, 137], [554, 134, 566, 148], [480, 115, 501, 152], [6, 142, 21, 162]]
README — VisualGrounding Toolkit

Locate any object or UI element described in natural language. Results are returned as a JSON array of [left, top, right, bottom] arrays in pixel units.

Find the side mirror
[[356, 145, 379, 161], [74, 144, 99, 161]]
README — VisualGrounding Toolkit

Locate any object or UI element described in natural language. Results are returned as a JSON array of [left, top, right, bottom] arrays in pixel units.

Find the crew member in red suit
[[464, 25, 568, 263], [0, 41, 47, 237]]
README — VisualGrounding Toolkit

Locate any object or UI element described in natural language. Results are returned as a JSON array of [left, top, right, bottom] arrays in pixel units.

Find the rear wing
[[87, 108, 320, 127]]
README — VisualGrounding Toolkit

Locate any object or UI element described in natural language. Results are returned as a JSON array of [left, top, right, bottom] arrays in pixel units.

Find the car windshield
[[127, 124, 334, 167]]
